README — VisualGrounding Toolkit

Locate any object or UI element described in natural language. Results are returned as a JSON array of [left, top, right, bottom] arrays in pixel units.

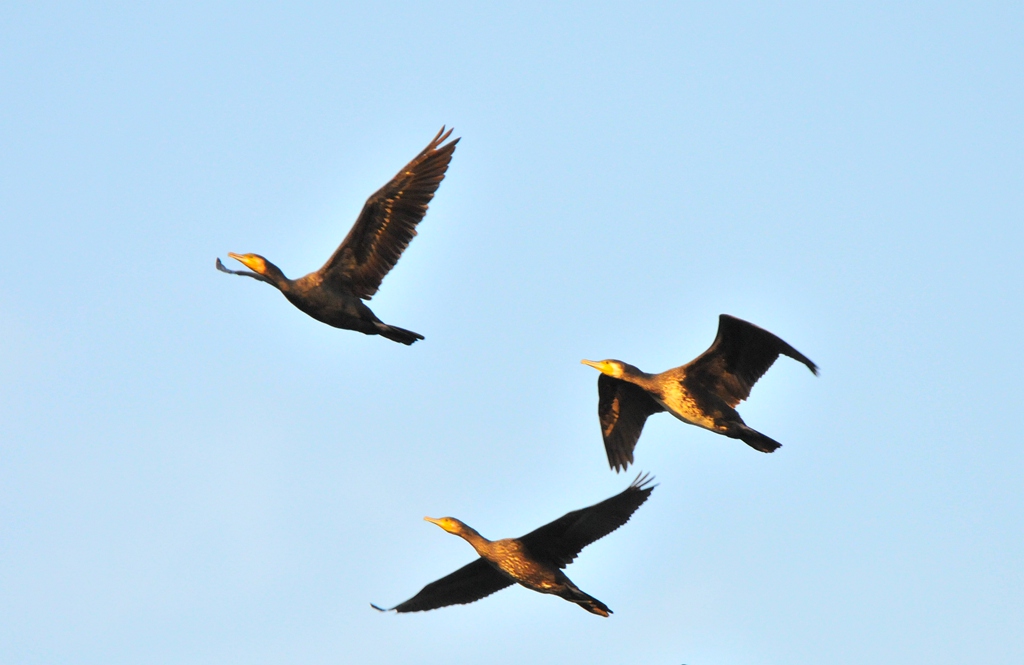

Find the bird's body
[[480, 538, 546, 583], [279, 271, 414, 341], [583, 315, 818, 471], [373, 473, 655, 617], [629, 369, 721, 430], [446, 527, 609, 614], [217, 127, 459, 345]]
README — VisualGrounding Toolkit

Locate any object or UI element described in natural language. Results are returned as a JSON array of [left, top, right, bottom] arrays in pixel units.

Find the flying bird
[[216, 127, 459, 345], [372, 473, 655, 617], [582, 314, 818, 471]]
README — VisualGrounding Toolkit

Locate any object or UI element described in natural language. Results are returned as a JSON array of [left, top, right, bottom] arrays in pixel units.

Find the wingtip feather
[[630, 471, 657, 492]]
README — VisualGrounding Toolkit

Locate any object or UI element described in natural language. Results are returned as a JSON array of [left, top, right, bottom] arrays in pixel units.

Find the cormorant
[[582, 314, 818, 471], [372, 473, 655, 617], [216, 127, 459, 345]]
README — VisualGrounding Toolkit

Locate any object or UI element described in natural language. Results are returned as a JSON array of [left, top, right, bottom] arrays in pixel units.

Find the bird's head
[[581, 359, 629, 379], [225, 252, 288, 285], [424, 516, 468, 535], [228, 252, 271, 275]]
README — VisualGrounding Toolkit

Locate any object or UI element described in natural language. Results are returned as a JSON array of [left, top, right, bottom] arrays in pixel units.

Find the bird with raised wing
[[372, 473, 655, 617], [582, 314, 818, 471], [216, 127, 459, 345]]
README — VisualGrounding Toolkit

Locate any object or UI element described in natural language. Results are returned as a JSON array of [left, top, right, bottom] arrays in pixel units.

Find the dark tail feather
[[378, 324, 425, 345], [729, 424, 782, 453], [561, 586, 612, 617]]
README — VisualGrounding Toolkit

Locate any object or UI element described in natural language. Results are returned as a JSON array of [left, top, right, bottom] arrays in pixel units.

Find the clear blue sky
[[2, 3, 1022, 664]]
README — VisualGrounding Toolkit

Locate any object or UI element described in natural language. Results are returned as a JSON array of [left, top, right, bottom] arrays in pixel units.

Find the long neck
[[621, 364, 658, 390], [455, 524, 493, 557], [259, 260, 292, 292]]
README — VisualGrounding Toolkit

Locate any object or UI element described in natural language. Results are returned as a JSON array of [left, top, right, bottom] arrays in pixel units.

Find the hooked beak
[[227, 252, 263, 273]]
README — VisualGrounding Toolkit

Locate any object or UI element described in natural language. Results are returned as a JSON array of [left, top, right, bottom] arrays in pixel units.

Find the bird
[[216, 127, 459, 345], [372, 473, 655, 617], [582, 314, 818, 471]]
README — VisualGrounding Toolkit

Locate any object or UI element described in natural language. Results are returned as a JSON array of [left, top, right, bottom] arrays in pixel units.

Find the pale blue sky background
[[2, 2, 1022, 664]]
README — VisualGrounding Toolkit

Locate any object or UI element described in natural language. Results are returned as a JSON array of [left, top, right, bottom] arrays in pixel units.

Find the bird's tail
[[728, 424, 782, 453], [377, 324, 425, 346], [561, 586, 612, 617]]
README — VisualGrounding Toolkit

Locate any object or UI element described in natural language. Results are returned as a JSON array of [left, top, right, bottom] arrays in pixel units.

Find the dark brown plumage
[[216, 127, 459, 344], [372, 473, 655, 617], [582, 314, 818, 471]]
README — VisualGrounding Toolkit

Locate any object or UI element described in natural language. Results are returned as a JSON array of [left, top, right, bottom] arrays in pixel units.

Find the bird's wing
[[682, 314, 818, 408], [597, 375, 666, 472], [319, 127, 459, 299], [374, 558, 513, 613], [518, 473, 656, 569]]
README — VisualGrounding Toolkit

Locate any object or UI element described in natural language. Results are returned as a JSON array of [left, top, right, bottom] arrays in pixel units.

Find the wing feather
[[380, 558, 513, 613], [321, 127, 459, 299], [518, 474, 655, 569], [597, 375, 665, 472], [683, 314, 818, 407]]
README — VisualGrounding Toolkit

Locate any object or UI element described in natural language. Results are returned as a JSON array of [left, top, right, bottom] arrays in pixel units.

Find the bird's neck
[[260, 261, 292, 291], [622, 365, 657, 389], [456, 525, 492, 556]]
